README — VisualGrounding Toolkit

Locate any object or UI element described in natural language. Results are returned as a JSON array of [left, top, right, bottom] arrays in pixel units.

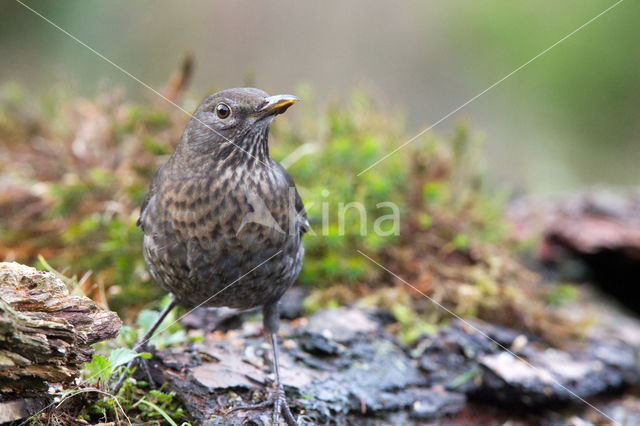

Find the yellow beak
[[258, 94, 299, 115]]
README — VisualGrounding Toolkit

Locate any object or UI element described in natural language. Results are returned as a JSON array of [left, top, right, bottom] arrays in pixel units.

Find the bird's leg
[[228, 302, 297, 426], [268, 326, 298, 426], [112, 297, 177, 394]]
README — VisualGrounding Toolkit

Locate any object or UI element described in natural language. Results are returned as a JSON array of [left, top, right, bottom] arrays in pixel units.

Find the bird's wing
[[294, 186, 310, 236], [137, 168, 163, 231], [274, 161, 309, 237]]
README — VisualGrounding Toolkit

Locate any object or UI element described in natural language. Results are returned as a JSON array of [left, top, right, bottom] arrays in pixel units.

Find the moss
[[0, 83, 577, 343]]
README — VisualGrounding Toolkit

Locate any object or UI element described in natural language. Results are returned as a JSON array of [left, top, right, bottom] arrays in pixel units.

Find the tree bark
[[0, 262, 121, 395]]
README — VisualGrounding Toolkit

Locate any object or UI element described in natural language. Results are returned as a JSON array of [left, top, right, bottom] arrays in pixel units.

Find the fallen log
[[150, 300, 640, 425], [507, 189, 640, 314], [0, 262, 121, 396]]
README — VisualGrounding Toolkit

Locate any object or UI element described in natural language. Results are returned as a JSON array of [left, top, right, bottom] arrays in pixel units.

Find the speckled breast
[[140, 165, 304, 310]]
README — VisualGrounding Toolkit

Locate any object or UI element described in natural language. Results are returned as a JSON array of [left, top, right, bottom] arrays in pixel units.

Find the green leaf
[[108, 347, 140, 369], [84, 354, 112, 384], [137, 309, 160, 333]]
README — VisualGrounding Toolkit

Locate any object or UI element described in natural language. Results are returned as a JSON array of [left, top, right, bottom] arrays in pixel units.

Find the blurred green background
[[1, 0, 638, 192]]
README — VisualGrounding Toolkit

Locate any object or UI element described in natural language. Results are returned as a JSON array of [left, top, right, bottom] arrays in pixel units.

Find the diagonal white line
[[14, 0, 271, 169], [18, 249, 282, 425], [357, 0, 626, 176], [357, 249, 620, 425]]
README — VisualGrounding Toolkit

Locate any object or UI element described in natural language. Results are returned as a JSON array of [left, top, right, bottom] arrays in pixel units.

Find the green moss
[[1, 84, 525, 330], [545, 284, 580, 307]]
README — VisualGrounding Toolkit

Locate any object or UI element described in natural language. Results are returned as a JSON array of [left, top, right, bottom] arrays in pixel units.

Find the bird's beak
[[258, 94, 299, 116]]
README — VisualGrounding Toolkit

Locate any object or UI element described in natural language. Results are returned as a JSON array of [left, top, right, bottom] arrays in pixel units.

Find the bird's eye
[[215, 103, 231, 119]]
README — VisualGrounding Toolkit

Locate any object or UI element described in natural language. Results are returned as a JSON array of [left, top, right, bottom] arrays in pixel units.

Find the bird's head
[[184, 88, 298, 161]]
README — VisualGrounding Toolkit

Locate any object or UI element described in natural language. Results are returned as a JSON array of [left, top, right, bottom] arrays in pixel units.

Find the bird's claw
[[228, 385, 297, 426]]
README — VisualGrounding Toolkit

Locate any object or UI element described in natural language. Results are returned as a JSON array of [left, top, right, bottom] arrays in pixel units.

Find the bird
[[113, 88, 308, 425]]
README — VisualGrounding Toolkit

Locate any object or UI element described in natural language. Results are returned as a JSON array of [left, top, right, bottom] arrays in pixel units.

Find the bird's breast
[[140, 159, 304, 310], [157, 166, 294, 246]]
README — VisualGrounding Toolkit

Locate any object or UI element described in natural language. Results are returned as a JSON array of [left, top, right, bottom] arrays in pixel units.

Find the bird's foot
[[228, 384, 297, 426]]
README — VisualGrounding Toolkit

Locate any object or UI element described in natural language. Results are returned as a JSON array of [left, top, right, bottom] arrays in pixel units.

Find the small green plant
[[133, 391, 189, 425], [83, 348, 150, 386], [76, 385, 189, 425], [78, 300, 192, 424], [120, 295, 192, 349]]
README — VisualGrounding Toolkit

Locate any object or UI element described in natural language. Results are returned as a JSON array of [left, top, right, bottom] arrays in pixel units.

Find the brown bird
[[113, 88, 308, 425]]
